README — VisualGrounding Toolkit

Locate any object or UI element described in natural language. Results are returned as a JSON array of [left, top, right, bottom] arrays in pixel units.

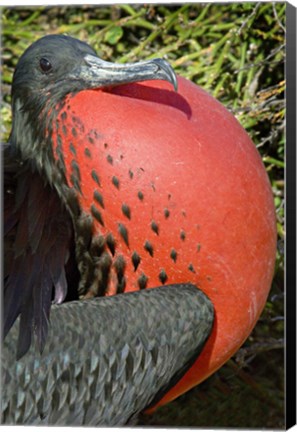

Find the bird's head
[[10, 34, 177, 171]]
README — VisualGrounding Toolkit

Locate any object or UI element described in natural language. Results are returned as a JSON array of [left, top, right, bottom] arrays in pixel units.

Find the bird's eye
[[39, 58, 52, 73]]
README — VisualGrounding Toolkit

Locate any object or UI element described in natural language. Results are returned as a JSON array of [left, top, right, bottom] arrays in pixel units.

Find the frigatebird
[[2, 34, 276, 425]]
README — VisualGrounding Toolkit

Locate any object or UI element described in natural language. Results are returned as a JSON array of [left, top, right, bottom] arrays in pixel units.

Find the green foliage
[[1, 3, 284, 428]]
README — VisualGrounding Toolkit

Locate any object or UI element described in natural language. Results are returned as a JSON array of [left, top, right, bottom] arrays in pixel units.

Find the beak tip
[[173, 78, 178, 92], [165, 62, 178, 92]]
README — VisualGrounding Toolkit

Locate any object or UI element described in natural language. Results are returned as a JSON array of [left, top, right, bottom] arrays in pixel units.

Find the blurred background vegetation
[[1, 2, 285, 429]]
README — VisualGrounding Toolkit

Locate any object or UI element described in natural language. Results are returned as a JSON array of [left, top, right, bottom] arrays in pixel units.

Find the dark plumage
[[2, 284, 214, 426], [3, 146, 77, 358]]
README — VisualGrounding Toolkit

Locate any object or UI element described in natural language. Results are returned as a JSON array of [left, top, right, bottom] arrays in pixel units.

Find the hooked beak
[[72, 54, 178, 92]]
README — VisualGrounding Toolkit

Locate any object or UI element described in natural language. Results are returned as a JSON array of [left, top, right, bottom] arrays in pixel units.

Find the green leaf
[[104, 26, 123, 45]]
